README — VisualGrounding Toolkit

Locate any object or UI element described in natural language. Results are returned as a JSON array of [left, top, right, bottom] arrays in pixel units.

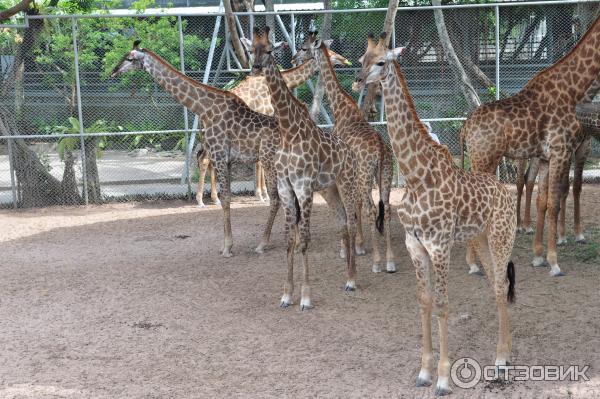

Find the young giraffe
[[252, 27, 359, 309], [354, 33, 516, 395], [308, 38, 397, 272], [461, 14, 600, 277], [515, 75, 600, 241], [112, 41, 280, 257], [197, 41, 351, 205], [232, 38, 350, 202]]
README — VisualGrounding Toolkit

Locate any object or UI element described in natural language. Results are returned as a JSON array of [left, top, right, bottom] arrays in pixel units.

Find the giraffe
[[461, 15, 600, 277], [195, 39, 351, 205], [515, 75, 600, 241], [231, 37, 350, 202], [111, 40, 281, 257], [308, 38, 397, 272], [354, 33, 516, 396], [252, 27, 359, 310]]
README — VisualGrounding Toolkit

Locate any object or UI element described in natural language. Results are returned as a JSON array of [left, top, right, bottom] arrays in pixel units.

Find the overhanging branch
[[0, 0, 32, 21]]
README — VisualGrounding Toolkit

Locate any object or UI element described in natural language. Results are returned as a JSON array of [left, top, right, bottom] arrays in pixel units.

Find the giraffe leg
[[573, 138, 590, 243], [405, 232, 433, 388], [533, 160, 549, 268], [296, 191, 315, 310], [363, 190, 383, 273], [210, 162, 220, 205], [523, 158, 539, 235], [557, 171, 569, 246], [354, 200, 366, 256], [338, 180, 358, 291], [545, 155, 571, 276], [279, 178, 296, 307], [466, 241, 482, 275], [254, 163, 280, 254], [261, 166, 269, 203], [476, 233, 513, 369], [515, 159, 526, 233], [255, 161, 264, 202], [196, 157, 210, 207], [380, 163, 396, 272], [213, 159, 233, 257], [426, 242, 452, 396]]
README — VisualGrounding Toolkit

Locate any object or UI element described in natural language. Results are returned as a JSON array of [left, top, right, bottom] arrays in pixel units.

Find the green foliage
[[50, 117, 118, 160]]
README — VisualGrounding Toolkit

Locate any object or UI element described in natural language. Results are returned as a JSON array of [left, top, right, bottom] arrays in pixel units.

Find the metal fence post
[[7, 138, 17, 209], [178, 15, 192, 199], [72, 17, 89, 205]]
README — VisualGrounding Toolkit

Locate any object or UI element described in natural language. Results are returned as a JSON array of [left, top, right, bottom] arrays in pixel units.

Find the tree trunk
[[432, 0, 481, 111], [361, 0, 399, 119], [84, 137, 102, 204], [224, 0, 249, 68]]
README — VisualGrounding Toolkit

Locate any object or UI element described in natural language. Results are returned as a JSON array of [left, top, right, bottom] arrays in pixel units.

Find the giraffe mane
[[391, 60, 454, 164], [320, 43, 362, 116], [524, 14, 600, 89]]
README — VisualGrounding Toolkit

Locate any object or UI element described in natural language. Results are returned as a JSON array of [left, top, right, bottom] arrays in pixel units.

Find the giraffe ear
[[386, 47, 406, 60], [133, 39, 141, 49], [272, 41, 288, 51]]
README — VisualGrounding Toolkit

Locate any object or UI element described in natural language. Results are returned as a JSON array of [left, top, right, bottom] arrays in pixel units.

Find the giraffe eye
[[376, 61, 385, 66]]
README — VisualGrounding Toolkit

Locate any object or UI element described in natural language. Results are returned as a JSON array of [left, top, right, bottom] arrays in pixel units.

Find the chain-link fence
[[1, 1, 599, 208]]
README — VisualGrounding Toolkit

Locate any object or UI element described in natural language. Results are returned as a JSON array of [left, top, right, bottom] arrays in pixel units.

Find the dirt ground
[[1, 186, 599, 399]]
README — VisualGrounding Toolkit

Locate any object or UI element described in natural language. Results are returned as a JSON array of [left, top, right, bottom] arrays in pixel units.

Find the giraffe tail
[[294, 195, 301, 225], [507, 260, 516, 303], [376, 200, 384, 234]]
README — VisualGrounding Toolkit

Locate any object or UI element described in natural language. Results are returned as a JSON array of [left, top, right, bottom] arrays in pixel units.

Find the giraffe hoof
[[557, 237, 567, 246], [550, 270, 566, 277], [255, 243, 268, 254], [576, 236, 586, 244], [525, 228, 534, 235], [197, 202, 206, 208], [355, 246, 366, 256], [470, 270, 484, 276], [468, 265, 482, 275], [386, 261, 397, 273], [435, 387, 452, 396], [300, 298, 313, 311], [280, 295, 293, 308], [516, 227, 524, 234], [415, 377, 432, 387], [344, 280, 356, 291], [372, 264, 382, 273], [222, 249, 233, 257], [339, 249, 347, 259], [532, 257, 548, 267]]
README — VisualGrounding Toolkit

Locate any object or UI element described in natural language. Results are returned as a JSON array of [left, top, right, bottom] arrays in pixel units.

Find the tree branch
[[0, 0, 32, 21]]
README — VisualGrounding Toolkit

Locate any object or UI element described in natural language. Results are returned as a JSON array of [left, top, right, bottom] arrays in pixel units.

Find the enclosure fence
[[1, 0, 599, 208]]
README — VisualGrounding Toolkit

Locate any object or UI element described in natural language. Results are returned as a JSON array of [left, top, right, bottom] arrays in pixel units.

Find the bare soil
[[1, 187, 599, 398]]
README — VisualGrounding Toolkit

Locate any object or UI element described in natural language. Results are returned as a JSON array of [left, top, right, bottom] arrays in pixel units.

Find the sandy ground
[[1, 187, 600, 399]]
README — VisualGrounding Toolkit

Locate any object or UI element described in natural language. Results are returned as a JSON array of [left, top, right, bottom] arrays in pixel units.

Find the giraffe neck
[[263, 55, 307, 138], [316, 45, 363, 127], [528, 15, 600, 102], [141, 50, 231, 118], [281, 59, 318, 89], [381, 60, 450, 183]]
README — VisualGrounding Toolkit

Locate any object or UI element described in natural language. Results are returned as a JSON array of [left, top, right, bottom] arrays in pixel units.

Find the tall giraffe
[[231, 38, 350, 202], [461, 15, 600, 277], [196, 41, 351, 205], [252, 27, 359, 310], [516, 75, 600, 241], [112, 41, 280, 257], [308, 39, 396, 272], [354, 33, 516, 396]]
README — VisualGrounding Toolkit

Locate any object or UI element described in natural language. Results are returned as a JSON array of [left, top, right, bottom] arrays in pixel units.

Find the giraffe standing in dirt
[[461, 15, 600, 277], [307, 38, 396, 273], [252, 27, 359, 310], [354, 33, 516, 396], [112, 41, 280, 257], [515, 75, 600, 241]]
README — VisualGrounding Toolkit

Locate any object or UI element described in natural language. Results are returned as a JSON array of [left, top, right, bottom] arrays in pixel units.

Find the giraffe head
[[352, 32, 404, 92], [251, 26, 276, 74], [241, 30, 287, 73], [111, 40, 146, 77], [292, 31, 350, 67]]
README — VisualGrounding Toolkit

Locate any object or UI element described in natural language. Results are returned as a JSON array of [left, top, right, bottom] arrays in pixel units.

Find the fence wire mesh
[[1, 1, 599, 208]]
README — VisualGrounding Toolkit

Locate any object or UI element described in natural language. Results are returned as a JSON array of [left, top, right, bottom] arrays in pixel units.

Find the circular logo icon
[[451, 357, 482, 389]]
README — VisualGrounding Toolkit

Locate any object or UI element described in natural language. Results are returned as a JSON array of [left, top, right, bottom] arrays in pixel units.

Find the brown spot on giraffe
[[355, 33, 516, 396]]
